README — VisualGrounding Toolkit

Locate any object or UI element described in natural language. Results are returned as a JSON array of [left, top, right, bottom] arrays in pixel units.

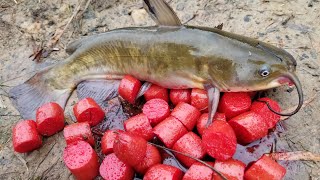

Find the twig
[[0, 96, 6, 109], [281, 14, 294, 26], [65, 112, 76, 125], [0, 171, 19, 176], [0, 84, 11, 88], [14, 152, 28, 172], [13, 0, 18, 4], [31, 0, 92, 61], [32, 140, 57, 179], [0, 114, 21, 117], [44, 0, 83, 51], [79, 0, 92, 17], [40, 157, 59, 179], [183, 14, 197, 24], [267, 151, 320, 161], [280, 93, 317, 121]]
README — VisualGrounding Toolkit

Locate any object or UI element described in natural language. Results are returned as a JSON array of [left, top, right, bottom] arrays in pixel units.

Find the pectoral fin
[[77, 80, 120, 104], [136, 82, 152, 100], [143, 0, 182, 26], [205, 84, 220, 127]]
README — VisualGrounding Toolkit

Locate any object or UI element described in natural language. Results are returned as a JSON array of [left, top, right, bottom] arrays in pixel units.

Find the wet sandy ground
[[0, 0, 319, 179]]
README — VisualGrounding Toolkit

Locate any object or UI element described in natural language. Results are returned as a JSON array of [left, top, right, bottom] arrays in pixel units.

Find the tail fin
[[9, 72, 72, 119]]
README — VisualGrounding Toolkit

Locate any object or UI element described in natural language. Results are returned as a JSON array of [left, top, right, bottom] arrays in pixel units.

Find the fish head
[[187, 25, 302, 115], [208, 41, 303, 116], [236, 42, 300, 92]]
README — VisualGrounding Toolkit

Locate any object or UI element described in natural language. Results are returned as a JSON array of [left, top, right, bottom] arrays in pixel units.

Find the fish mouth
[[266, 73, 304, 116], [275, 76, 294, 87]]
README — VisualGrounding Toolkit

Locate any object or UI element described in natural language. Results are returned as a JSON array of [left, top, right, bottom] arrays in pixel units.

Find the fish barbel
[[10, 0, 303, 123]]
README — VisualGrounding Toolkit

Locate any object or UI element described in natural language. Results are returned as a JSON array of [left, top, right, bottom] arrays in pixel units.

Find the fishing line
[[148, 142, 228, 180], [113, 129, 227, 179]]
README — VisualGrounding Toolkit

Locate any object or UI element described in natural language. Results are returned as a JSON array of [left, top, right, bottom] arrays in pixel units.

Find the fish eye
[[259, 65, 271, 77]]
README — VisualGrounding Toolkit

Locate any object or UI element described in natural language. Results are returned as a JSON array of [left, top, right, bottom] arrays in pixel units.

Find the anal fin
[[136, 81, 152, 100], [205, 84, 220, 127], [76, 80, 120, 104]]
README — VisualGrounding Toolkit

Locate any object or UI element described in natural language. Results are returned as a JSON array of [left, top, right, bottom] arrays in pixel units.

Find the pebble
[[244, 15, 251, 22], [131, 9, 148, 25]]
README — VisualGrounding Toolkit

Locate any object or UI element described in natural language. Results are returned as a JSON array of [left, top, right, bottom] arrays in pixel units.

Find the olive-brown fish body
[[10, 26, 300, 119], [47, 26, 284, 92]]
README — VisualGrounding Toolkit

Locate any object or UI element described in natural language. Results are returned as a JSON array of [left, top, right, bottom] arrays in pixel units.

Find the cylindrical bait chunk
[[63, 122, 95, 146], [173, 132, 206, 167], [196, 113, 226, 136], [218, 92, 251, 119], [153, 116, 188, 148], [183, 162, 215, 180], [142, 98, 170, 126], [101, 129, 123, 155], [99, 153, 134, 180], [244, 155, 286, 180], [191, 88, 208, 111], [36, 102, 65, 136], [118, 75, 142, 104], [73, 98, 105, 127], [202, 120, 237, 160], [63, 141, 99, 180], [229, 111, 268, 145], [171, 102, 201, 131], [212, 159, 246, 180], [143, 164, 183, 180], [135, 144, 162, 174], [12, 120, 42, 153], [251, 97, 281, 129], [170, 89, 191, 105], [113, 131, 147, 167], [144, 84, 169, 102], [124, 113, 154, 141]]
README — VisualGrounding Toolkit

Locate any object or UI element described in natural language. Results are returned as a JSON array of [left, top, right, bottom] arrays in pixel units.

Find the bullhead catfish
[[10, 0, 303, 124]]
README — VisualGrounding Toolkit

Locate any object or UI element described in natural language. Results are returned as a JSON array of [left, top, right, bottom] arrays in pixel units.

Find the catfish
[[10, 0, 303, 125]]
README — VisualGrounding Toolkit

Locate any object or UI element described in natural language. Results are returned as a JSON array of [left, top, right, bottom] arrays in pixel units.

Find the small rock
[[303, 61, 319, 69], [83, 10, 96, 19], [244, 15, 251, 22], [131, 9, 148, 25], [0, 97, 6, 109], [287, 24, 311, 34], [302, 53, 309, 59], [266, 27, 279, 33], [310, 50, 317, 59], [48, 20, 55, 26], [176, 3, 185, 11], [26, 21, 42, 34]]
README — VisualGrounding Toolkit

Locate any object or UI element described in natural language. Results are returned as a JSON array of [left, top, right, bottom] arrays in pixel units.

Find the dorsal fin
[[143, 0, 182, 26]]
